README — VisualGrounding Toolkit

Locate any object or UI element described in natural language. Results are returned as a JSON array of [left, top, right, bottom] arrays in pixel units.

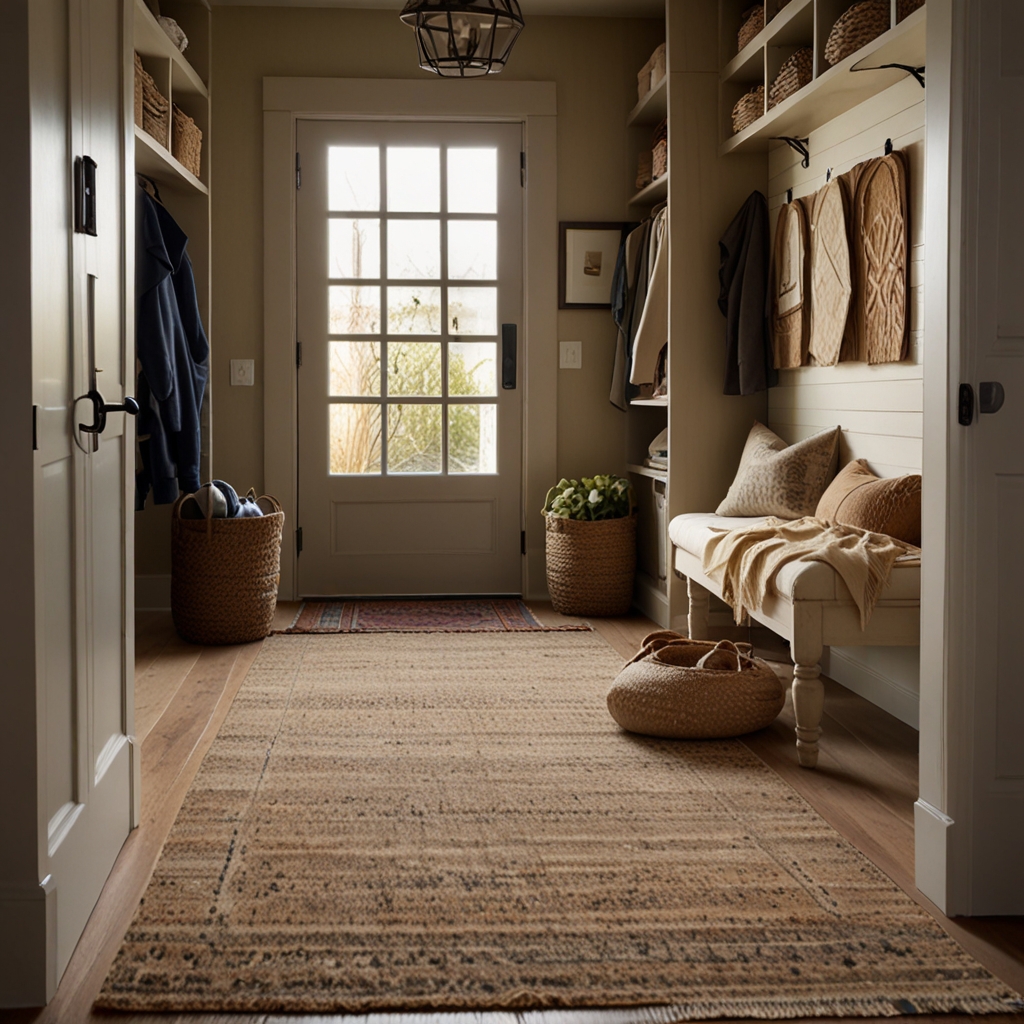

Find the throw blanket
[[703, 517, 921, 629]]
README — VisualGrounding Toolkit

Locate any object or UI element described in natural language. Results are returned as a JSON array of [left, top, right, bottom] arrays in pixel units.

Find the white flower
[[588, 489, 600, 504], [562, 487, 574, 499]]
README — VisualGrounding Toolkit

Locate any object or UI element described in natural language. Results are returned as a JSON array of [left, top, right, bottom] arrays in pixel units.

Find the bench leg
[[791, 634, 824, 769], [687, 578, 710, 640]]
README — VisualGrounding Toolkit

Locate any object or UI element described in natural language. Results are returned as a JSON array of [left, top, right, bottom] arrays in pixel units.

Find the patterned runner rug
[[97, 632, 1018, 1016], [276, 597, 589, 633]]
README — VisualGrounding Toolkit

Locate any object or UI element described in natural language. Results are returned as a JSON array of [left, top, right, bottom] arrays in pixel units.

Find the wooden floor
[[6, 603, 1023, 1024]]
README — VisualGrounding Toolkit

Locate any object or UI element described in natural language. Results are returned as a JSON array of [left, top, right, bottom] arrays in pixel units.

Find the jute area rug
[[98, 632, 1017, 1016]]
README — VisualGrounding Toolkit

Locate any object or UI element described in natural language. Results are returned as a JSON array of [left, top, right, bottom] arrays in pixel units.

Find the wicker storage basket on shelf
[[134, 51, 170, 147], [636, 150, 653, 191], [737, 4, 764, 52], [897, 0, 924, 20], [171, 494, 284, 644], [824, 0, 890, 66], [544, 514, 636, 617], [172, 104, 202, 178], [768, 47, 813, 108], [652, 139, 668, 180], [732, 84, 765, 134]]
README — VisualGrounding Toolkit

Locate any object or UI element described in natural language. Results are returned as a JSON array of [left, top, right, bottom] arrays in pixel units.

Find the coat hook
[[826, 167, 832, 183], [884, 137, 893, 156], [787, 187, 793, 204], [772, 136, 810, 169], [851, 62, 925, 88]]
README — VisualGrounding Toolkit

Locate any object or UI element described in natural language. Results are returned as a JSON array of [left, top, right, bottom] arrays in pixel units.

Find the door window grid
[[327, 145, 499, 476]]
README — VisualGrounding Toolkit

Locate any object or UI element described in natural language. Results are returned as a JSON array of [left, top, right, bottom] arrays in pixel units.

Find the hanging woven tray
[[824, 0, 891, 66], [737, 4, 764, 52], [768, 47, 814, 108], [732, 84, 765, 135]]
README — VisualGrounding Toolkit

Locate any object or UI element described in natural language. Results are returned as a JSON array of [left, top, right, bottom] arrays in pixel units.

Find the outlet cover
[[559, 341, 582, 369], [230, 359, 255, 386]]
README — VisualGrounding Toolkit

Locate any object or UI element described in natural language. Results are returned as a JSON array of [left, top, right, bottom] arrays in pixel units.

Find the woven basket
[[134, 51, 170, 147], [172, 104, 202, 178], [768, 47, 814, 108], [732, 84, 765, 134], [544, 513, 636, 617], [607, 632, 786, 739], [636, 150, 653, 190], [897, 0, 924, 21], [171, 494, 284, 645], [652, 139, 668, 180], [737, 4, 764, 52], [824, 0, 891, 66]]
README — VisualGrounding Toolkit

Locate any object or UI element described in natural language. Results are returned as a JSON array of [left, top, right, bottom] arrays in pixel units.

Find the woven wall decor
[[732, 84, 764, 134], [824, 0, 891, 66], [768, 47, 813, 109], [737, 3, 764, 52]]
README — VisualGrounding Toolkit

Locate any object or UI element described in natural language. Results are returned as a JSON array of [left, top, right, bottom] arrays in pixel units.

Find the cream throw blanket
[[703, 517, 921, 629]]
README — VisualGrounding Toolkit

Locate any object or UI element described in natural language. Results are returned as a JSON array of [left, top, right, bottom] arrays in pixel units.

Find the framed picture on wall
[[558, 222, 634, 309]]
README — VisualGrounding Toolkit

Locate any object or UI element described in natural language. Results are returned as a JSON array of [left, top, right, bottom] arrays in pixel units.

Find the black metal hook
[[772, 136, 810, 169], [826, 167, 832, 183], [884, 137, 893, 156], [787, 188, 793, 204], [851, 62, 925, 88]]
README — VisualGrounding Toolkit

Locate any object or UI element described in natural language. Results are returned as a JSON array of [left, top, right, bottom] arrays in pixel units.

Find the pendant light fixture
[[399, 0, 525, 79]]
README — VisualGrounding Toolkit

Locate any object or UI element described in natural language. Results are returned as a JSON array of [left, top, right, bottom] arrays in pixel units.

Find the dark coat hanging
[[135, 188, 209, 509], [719, 190, 776, 395]]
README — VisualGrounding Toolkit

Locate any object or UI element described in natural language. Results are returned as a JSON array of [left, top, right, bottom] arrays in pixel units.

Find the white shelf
[[721, 0, 814, 85], [134, 125, 208, 195], [134, 0, 208, 98], [721, 6, 925, 155], [629, 173, 668, 208], [627, 463, 668, 482], [627, 75, 667, 127], [630, 396, 668, 407]]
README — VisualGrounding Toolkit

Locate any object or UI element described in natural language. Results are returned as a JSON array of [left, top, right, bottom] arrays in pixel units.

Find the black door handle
[[78, 389, 139, 434], [979, 381, 1005, 415], [501, 323, 517, 390]]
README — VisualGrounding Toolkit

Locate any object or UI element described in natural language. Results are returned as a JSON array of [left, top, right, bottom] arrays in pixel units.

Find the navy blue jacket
[[135, 189, 209, 509]]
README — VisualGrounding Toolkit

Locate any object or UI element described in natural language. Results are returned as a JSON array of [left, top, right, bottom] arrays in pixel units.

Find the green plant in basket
[[542, 475, 634, 522]]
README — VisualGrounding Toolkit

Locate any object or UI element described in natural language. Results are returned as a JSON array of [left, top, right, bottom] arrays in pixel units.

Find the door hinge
[[296, 341, 303, 368], [520, 151, 526, 187], [296, 526, 303, 555], [521, 529, 526, 555], [32, 405, 38, 451], [296, 152, 302, 190]]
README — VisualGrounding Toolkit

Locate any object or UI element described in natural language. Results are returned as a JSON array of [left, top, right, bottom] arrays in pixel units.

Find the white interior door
[[35, 0, 135, 985], [296, 120, 524, 597]]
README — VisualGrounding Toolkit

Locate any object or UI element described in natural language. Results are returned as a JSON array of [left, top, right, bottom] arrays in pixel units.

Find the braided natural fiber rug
[[98, 632, 1017, 1016], [276, 598, 589, 634]]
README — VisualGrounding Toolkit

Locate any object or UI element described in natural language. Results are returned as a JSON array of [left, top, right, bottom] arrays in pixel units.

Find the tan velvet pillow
[[716, 422, 840, 519], [815, 459, 921, 545]]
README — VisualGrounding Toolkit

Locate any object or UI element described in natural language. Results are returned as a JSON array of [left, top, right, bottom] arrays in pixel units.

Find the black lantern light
[[399, 0, 525, 79]]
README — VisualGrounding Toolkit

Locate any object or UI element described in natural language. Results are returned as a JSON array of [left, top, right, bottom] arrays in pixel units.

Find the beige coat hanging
[[771, 197, 811, 368], [808, 179, 852, 366]]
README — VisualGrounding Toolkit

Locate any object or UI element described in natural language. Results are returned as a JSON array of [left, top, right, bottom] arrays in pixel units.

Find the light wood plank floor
[[5, 603, 1022, 1024]]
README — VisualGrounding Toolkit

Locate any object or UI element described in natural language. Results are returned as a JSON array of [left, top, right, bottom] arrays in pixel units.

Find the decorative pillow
[[716, 422, 840, 518], [815, 459, 921, 545]]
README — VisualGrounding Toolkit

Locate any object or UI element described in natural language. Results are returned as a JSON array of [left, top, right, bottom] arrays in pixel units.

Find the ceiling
[[209, 0, 663, 16]]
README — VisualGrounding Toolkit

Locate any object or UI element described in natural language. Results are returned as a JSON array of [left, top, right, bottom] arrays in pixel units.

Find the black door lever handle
[[78, 389, 139, 434]]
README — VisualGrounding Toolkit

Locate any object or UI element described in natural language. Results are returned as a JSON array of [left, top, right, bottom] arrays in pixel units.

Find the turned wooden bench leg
[[687, 578, 710, 640], [791, 627, 824, 769]]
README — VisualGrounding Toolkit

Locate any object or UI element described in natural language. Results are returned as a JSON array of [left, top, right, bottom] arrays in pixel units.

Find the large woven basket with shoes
[[171, 493, 284, 645], [824, 0, 891, 66], [544, 513, 636, 617], [607, 632, 786, 739]]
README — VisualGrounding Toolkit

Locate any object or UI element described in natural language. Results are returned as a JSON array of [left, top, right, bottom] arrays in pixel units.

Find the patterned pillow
[[815, 459, 921, 545], [716, 422, 840, 518]]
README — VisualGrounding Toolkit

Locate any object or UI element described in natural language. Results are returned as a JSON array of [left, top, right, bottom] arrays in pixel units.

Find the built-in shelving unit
[[630, 395, 669, 408], [629, 173, 669, 209], [719, 0, 925, 156], [627, 463, 668, 482], [628, 74, 667, 127]]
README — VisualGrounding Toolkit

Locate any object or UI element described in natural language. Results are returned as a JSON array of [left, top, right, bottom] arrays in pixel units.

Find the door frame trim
[[263, 78, 557, 600]]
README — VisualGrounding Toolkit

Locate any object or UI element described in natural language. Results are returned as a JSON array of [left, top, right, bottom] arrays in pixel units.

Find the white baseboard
[[822, 646, 920, 728], [135, 574, 171, 611]]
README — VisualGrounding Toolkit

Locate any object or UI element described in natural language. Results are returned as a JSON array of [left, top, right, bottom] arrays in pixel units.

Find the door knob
[[78, 388, 139, 435], [979, 381, 1005, 415]]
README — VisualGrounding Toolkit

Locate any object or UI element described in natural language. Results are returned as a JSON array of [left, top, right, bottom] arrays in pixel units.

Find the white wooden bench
[[669, 513, 921, 768]]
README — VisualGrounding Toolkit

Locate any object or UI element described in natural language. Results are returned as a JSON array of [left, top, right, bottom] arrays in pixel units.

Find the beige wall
[[203, 7, 663, 549]]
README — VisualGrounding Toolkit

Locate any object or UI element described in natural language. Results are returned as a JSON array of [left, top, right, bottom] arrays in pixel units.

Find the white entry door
[[296, 120, 524, 596], [34, 0, 135, 988]]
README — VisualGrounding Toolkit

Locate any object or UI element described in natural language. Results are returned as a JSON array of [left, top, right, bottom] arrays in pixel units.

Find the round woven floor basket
[[544, 513, 636, 617], [768, 47, 813, 108], [824, 0, 890, 66], [732, 84, 765, 134], [737, 4, 764, 52], [171, 495, 285, 645]]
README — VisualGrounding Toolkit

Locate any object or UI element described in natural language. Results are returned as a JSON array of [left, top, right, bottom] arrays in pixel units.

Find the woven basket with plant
[[824, 0, 890, 66], [543, 475, 636, 617], [768, 47, 814, 108], [732, 84, 765, 134]]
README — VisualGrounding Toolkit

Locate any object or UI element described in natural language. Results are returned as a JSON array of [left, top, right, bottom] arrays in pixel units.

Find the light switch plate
[[230, 359, 255, 386], [559, 341, 582, 369]]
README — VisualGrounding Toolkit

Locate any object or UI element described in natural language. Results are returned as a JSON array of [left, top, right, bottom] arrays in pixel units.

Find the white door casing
[[295, 119, 524, 596]]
